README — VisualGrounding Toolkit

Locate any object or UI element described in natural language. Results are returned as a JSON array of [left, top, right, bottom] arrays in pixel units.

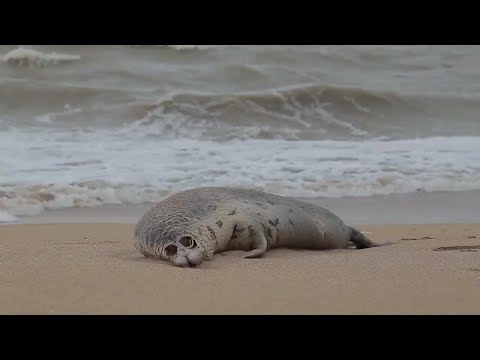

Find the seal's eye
[[179, 236, 195, 248], [164, 244, 177, 257]]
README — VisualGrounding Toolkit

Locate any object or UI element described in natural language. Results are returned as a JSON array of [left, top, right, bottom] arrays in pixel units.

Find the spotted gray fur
[[134, 187, 378, 267]]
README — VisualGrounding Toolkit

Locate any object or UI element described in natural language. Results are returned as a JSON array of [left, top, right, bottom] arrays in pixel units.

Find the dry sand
[[1, 222, 479, 314]]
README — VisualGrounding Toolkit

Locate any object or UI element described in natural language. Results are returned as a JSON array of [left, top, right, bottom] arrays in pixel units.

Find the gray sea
[[1, 45, 480, 221]]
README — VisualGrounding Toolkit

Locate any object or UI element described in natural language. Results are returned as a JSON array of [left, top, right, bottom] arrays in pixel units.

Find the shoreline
[[0, 191, 480, 315], [5, 189, 480, 225], [2, 189, 479, 314]]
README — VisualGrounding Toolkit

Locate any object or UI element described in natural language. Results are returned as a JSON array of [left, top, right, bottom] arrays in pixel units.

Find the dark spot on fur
[[261, 223, 266, 230], [267, 228, 272, 239], [206, 226, 217, 240], [275, 218, 280, 225], [228, 209, 237, 216], [288, 209, 294, 213], [268, 220, 276, 227], [248, 225, 256, 239], [267, 201, 275, 206], [236, 227, 245, 233], [216, 220, 223, 228], [228, 225, 237, 246], [208, 205, 217, 211], [197, 217, 202, 220], [289, 219, 295, 226], [257, 213, 261, 216]]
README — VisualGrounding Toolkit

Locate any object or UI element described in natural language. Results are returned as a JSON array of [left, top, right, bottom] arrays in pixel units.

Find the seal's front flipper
[[243, 232, 268, 258]]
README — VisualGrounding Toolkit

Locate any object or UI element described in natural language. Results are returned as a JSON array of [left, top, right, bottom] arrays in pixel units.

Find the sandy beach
[[1, 192, 479, 315], [2, 45, 480, 314]]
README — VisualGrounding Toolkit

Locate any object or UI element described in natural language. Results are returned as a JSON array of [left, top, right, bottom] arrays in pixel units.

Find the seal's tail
[[349, 227, 378, 249]]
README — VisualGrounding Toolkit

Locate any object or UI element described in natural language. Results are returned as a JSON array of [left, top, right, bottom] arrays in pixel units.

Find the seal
[[134, 187, 378, 267]]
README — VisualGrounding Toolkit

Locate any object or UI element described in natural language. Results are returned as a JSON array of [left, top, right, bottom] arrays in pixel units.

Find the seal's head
[[159, 235, 206, 268]]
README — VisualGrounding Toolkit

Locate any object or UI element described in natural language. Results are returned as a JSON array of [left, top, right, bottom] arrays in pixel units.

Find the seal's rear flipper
[[349, 227, 378, 249]]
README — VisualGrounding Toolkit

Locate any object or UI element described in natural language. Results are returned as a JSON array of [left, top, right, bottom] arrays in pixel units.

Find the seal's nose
[[165, 244, 177, 256]]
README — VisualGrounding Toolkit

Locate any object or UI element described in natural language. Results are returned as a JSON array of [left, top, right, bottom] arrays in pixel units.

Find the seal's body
[[134, 187, 377, 267]]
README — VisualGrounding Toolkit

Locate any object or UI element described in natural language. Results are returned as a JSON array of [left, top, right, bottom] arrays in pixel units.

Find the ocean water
[[1, 45, 480, 221]]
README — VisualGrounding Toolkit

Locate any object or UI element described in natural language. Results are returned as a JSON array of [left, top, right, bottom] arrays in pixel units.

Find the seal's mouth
[[186, 257, 198, 267], [171, 250, 205, 268]]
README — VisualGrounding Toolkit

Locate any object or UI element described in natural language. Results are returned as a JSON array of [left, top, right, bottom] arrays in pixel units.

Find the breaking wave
[[2, 47, 81, 67]]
